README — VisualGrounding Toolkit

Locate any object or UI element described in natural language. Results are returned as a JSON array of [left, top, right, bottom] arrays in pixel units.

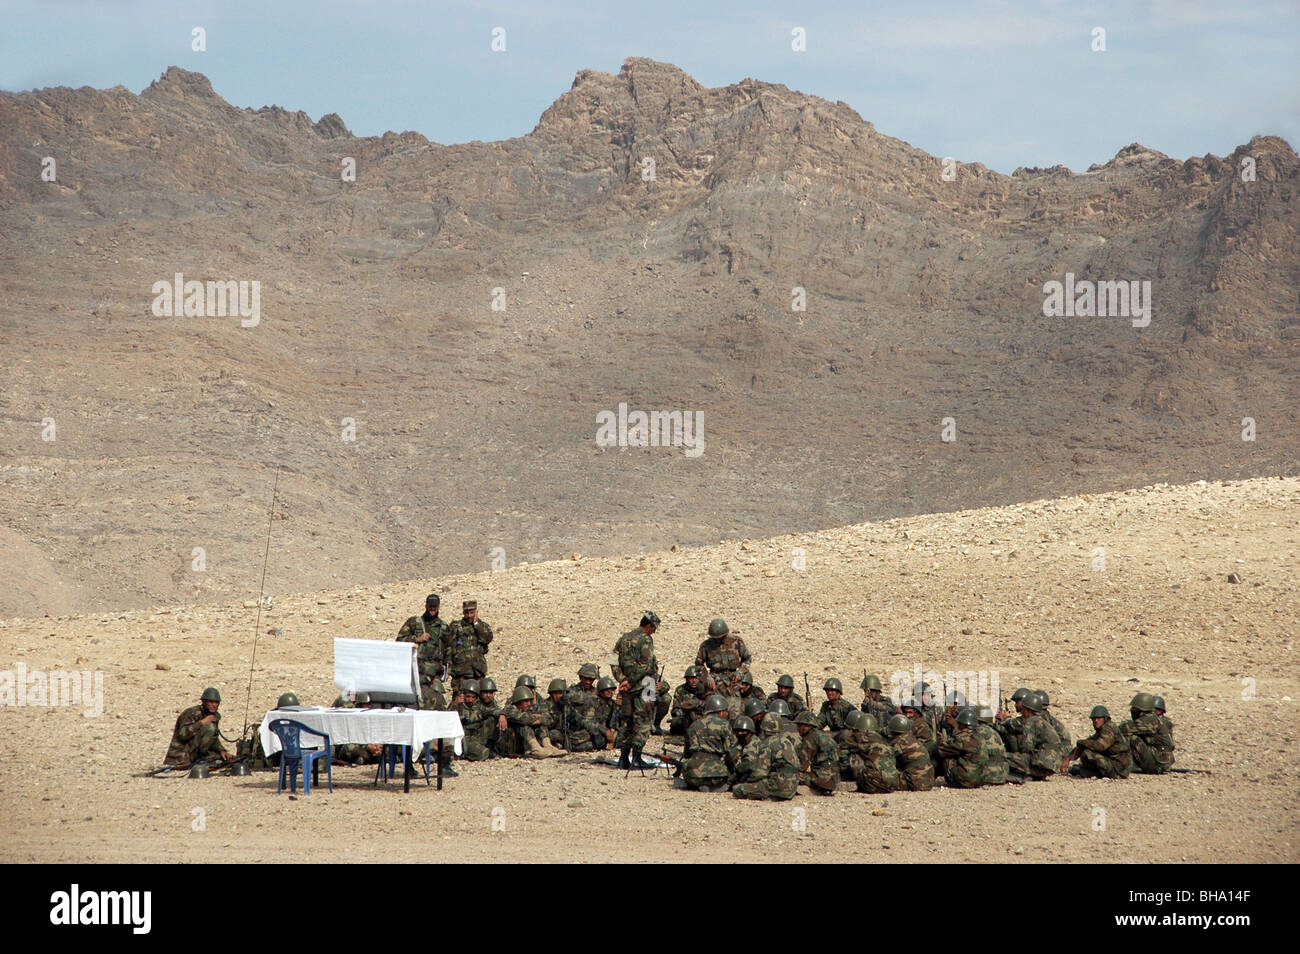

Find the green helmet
[[739, 671, 753, 686], [1021, 691, 1044, 713], [1090, 705, 1111, 719], [902, 699, 921, 712], [743, 699, 766, 718], [1130, 692, 1155, 712], [861, 674, 883, 692], [886, 714, 913, 735], [733, 716, 756, 734], [1011, 687, 1030, 703], [824, 677, 843, 693], [578, 663, 599, 680], [1153, 696, 1167, 712], [977, 705, 995, 724], [277, 692, 299, 709], [955, 707, 978, 727], [547, 678, 567, 693], [708, 617, 729, 637], [355, 692, 371, 705], [859, 713, 879, 733], [516, 674, 536, 689], [684, 665, 703, 679], [776, 674, 795, 689], [478, 677, 497, 693], [461, 679, 480, 696], [200, 687, 221, 702], [1036, 690, 1052, 707], [510, 686, 533, 704], [188, 764, 210, 779], [703, 694, 729, 714], [596, 676, 617, 692], [767, 699, 792, 717], [794, 710, 820, 727], [845, 710, 867, 730]]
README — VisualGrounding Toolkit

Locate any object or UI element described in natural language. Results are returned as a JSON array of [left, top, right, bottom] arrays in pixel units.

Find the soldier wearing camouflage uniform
[[1154, 695, 1176, 752], [670, 666, 710, 736], [612, 611, 660, 769], [736, 671, 766, 706], [1119, 693, 1175, 774], [563, 665, 601, 751], [732, 712, 801, 801], [832, 709, 869, 781], [476, 677, 507, 752], [681, 696, 739, 791], [849, 712, 903, 794], [538, 678, 572, 750], [1038, 690, 1072, 754], [497, 686, 563, 759], [884, 714, 935, 791], [397, 593, 451, 707], [795, 709, 840, 795], [694, 618, 753, 696], [767, 675, 807, 717], [995, 687, 1032, 754], [975, 705, 1008, 785], [453, 680, 493, 761], [581, 677, 620, 751], [937, 708, 1006, 788], [859, 674, 897, 728], [164, 687, 234, 766], [1005, 691, 1063, 781], [1066, 705, 1132, 779], [441, 600, 494, 692], [731, 716, 759, 786], [818, 677, 856, 732]]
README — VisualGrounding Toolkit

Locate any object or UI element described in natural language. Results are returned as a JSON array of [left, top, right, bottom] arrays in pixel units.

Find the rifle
[[605, 695, 621, 749], [803, 672, 812, 715], [1169, 767, 1213, 775], [658, 745, 685, 778]]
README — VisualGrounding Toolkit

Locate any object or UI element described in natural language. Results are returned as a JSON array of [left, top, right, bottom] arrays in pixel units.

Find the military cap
[[515, 674, 536, 689], [824, 677, 843, 693], [478, 677, 497, 693], [510, 686, 532, 704], [861, 674, 883, 692], [277, 692, 299, 709], [201, 687, 221, 702], [1089, 705, 1111, 719], [955, 708, 978, 727], [578, 663, 599, 679], [640, 610, 661, 627], [462, 600, 477, 611], [461, 679, 481, 695], [547, 678, 567, 693], [425, 593, 440, 606], [733, 716, 756, 734], [703, 694, 729, 714], [596, 676, 617, 692], [776, 674, 795, 689], [794, 710, 820, 727], [743, 699, 765, 718], [767, 699, 792, 717], [886, 714, 913, 735]]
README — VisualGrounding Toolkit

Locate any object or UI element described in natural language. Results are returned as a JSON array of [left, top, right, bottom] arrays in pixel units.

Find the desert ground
[[0, 476, 1296, 863]]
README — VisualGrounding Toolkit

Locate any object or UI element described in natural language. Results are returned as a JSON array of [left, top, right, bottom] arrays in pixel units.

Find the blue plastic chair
[[269, 719, 333, 794]]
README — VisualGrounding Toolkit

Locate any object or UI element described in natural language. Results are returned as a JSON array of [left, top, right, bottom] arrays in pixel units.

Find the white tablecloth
[[260, 708, 464, 757]]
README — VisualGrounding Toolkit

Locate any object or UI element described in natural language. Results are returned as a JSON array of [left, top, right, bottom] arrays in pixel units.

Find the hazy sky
[[2, 0, 1297, 173]]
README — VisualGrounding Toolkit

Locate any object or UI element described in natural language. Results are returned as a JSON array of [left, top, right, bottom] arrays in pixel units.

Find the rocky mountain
[[1, 58, 1296, 616]]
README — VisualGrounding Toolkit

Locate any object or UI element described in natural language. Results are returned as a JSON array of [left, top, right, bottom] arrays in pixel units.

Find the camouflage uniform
[[694, 634, 752, 696], [1044, 709, 1072, 754], [441, 610, 494, 690], [937, 725, 1006, 788], [1120, 713, 1174, 774], [682, 713, 739, 789], [732, 719, 800, 801], [819, 697, 857, 732], [564, 675, 601, 751], [861, 693, 897, 728], [670, 679, 710, 735], [478, 692, 504, 751], [164, 704, 230, 766], [1072, 722, 1132, 779], [890, 728, 935, 791], [766, 690, 807, 718], [612, 626, 658, 751], [737, 680, 767, 707], [976, 723, 1009, 785], [1005, 714, 1063, 779], [799, 726, 841, 794], [397, 610, 450, 706], [454, 699, 493, 761], [496, 702, 548, 758], [853, 730, 902, 794], [995, 714, 1025, 754], [581, 690, 620, 751], [732, 732, 761, 786]]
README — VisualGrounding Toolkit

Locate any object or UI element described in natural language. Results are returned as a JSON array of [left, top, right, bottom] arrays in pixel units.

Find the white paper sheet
[[333, 637, 419, 697]]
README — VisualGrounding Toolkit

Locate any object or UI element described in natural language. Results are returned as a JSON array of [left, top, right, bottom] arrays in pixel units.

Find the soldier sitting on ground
[[795, 709, 840, 796], [732, 713, 801, 802], [681, 694, 738, 792], [164, 687, 236, 767], [884, 714, 935, 792], [1066, 705, 1132, 779], [496, 687, 563, 759], [1005, 691, 1063, 782], [670, 666, 710, 736], [1119, 693, 1175, 774], [767, 674, 807, 717], [818, 677, 856, 732]]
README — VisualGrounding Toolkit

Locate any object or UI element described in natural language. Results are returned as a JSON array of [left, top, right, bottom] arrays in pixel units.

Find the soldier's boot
[[630, 746, 649, 770], [525, 737, 550, 760], [617, 747, 631, 770], [538, 737, 563, 757]]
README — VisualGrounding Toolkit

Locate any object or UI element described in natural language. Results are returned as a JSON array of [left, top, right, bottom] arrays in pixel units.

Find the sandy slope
[[0, 476, 1296, 863]]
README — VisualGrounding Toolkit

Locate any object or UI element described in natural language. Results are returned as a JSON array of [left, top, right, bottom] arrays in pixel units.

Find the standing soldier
[[767, 675, 807, 717], [1005, 691, 1063, 782], [164, 687, 235, 767], [612, 610, 660, 770], [818, 678, 856, 731], [884, 714, 935, 791], [442, 600, 493, 692], [1066, 705, 1132, 779], [860, 674, 897, 727], [397, 593, 450, 706], [732, 712, 801, 801], [694, 618, 752, 696], [1119, 693, 1175, 774], [681, 695, 738, 791], [670, 666, 710, 736], [795, 710, 840, 796]]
